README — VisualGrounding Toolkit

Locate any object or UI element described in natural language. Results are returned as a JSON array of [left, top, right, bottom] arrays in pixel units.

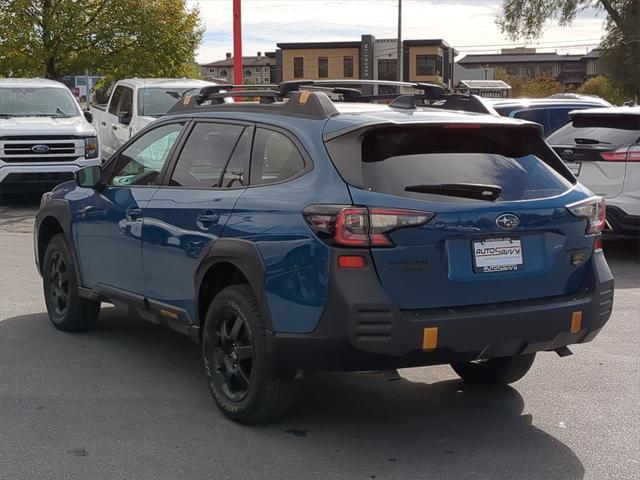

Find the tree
[[495, 67, 566, 98], [497, 0, 640, 100], [0, 0, 204, 83], [576, 75, 626, 104]]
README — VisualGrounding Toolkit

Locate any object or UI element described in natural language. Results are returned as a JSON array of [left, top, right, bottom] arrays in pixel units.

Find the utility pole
[[396, 0, 402, 84], [233, 0, 243, 87]]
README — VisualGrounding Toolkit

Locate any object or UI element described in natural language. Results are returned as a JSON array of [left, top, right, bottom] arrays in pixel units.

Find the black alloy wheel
[[47, 250, 71, 317], [211, 310, 254, 402]]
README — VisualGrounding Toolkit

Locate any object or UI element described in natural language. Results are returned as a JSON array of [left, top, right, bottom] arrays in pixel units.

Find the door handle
[[197, 211, 219, 229], [126, 206, 142, 220], [100, 121, 106, 126]]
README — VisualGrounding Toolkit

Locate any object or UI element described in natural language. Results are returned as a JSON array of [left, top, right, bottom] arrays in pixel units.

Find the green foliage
[[577, 75, 627, 104], [497, 0, 639, 100], [495, 67, 566, 98], [0, 0, 204, 84]]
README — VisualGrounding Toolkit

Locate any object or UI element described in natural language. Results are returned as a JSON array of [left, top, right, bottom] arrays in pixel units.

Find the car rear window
[[547, 122, 640, 146], [326, 125, 574, 202]]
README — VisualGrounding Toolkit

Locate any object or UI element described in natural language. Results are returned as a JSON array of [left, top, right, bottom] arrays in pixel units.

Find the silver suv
[[548, 107, 640, 237]]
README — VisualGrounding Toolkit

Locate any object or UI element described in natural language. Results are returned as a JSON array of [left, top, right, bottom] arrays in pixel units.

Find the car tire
[[450, 353, 536, 386], [43, 233, 100, 332], [202, 284, 294, 424]]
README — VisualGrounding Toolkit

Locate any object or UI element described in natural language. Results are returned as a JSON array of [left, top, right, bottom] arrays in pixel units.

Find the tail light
[[566, 196, 606, 234], [303, 205, 434, 247], [600, 145, 640, 162]]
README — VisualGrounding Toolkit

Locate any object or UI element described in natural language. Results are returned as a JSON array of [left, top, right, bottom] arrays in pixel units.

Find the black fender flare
[[194, 238, 273, 331], [35, 198, 83, 284]]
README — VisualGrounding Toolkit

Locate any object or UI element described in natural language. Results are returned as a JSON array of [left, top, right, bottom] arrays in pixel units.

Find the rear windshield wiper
[[405, 183, 502, 201], [574, 137, 611, 145]]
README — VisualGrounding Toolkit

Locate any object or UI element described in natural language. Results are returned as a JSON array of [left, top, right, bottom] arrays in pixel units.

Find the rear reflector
[[422, 327, 438, 351], [338, 255, 365, 269], [594, 236, 603, 252]]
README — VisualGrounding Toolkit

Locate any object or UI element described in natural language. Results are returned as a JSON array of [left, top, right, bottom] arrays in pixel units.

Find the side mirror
[[75, 165, 103, 189], [118, 112, 131, 125], [83, 110, 93, 123]]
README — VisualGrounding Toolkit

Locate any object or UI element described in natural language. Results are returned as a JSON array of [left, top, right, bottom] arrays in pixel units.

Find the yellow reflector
[[423, 327, 438, 351], [299, 91, 310, 104], [570, 311, 582, 333]]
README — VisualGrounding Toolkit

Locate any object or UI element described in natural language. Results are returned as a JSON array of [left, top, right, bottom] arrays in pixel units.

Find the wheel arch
[[195, 238, 272, 332], [35, 199, 80, 280]]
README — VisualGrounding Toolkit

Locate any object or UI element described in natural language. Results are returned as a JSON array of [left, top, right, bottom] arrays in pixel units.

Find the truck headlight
[[84, 136, 99, 159]]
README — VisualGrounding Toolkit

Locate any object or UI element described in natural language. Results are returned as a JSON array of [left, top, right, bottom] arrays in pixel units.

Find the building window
[[318, 57, 328, 78], [219, 69, 227, 77], [264, 67, 270, 73], [505, 65, 518, 76], [378, 59, 397, 80], [245, 68, 252, 77], [343, 56, 354, 78], [540, 65, 553, 76], [209, 68, 215, 74], [416, 55, 442, 76], [523, 65, 536, 77], [255, 67, 261, 73], [293, 57, 304, 78], [264, 77, 270, 83]]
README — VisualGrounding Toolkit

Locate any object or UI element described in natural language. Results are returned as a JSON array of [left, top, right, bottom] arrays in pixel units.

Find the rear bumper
[[605, 205, 640, 237], [274, 249, 614, 371]]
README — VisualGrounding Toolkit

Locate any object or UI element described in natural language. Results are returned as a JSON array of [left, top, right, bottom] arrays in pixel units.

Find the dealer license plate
[[472, 238, 523, 273], [565, 162, 581, 177]]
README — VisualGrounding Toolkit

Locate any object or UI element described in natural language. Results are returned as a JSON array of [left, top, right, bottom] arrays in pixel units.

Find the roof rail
[[166, 90, 339, 119], [278, 79, 448, 101]]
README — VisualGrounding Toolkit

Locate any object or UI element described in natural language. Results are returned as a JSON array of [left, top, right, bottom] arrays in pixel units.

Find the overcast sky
[[189, 0, 606, 63]]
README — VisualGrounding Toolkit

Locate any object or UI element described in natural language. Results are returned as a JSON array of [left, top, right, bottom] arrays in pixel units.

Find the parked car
[[490, 97, 612, 136], [0, 78, 99, 194], [91, 78, 220, 160], [548, 106, 640, 237], [35, 90, 613, 423]]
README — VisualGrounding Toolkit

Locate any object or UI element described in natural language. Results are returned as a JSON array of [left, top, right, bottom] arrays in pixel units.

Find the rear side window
[[250, 129, 305, 185], [512, 109, 549, 133], [547, 123, 640, 146], [170, 122, 245, 188], [327, 125, 573, 202]]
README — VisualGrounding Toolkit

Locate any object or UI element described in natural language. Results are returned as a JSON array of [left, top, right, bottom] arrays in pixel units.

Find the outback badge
[[496, 213, 520, 230]]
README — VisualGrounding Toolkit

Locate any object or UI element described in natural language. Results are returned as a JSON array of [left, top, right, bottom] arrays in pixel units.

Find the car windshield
[[139, 87, 196, 116], [0, 87, 80, 118]]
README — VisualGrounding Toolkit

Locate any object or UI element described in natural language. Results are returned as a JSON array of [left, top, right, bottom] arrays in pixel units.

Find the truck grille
[[0, 138, 84, 163]]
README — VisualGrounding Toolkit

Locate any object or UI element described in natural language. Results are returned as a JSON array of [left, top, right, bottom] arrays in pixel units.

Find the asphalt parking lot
[[0, 194, 638, 480]]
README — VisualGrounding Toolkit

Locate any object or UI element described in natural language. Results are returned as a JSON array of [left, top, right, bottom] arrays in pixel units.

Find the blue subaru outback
[[35, 89, 614, 423]]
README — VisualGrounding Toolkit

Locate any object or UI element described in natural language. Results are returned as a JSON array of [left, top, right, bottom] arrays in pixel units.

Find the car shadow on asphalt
[[0, 307, 585, 480]]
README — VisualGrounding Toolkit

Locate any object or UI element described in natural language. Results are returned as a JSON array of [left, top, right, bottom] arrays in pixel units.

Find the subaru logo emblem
[[496, 213, 520, 230], [31, 144, 50, 153]]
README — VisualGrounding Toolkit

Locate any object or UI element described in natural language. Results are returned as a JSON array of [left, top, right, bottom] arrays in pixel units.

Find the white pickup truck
[[0, 78, 99, 194], [91, 78, 218, 160]]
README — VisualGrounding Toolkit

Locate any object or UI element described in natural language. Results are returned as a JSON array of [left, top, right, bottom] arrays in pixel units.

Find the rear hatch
[[325, 122, 594, 310], [547, 110, 640, 199]]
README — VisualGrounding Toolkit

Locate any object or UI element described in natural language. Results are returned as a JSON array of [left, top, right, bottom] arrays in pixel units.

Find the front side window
[[318, 57, 328, 78], [108, 86, 124, 115], [250, 129, 305, 185], [0, 87, 80, 118], [108, 123, 184, 186], [170, 122, 245, 188], [293, 57, 304, 78]]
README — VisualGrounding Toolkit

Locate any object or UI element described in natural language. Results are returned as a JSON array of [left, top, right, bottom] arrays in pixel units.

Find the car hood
[[0, 115, 95, 137]]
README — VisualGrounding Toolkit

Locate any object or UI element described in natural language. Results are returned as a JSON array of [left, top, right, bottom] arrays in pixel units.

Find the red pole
[[233, 0, 243, 88]]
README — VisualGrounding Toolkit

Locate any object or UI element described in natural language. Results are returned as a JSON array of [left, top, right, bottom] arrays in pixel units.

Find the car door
[[98, 86, 124, 159], [73, 122, 186, 294], [142, 121, 252, 311], [111, 85, 134, 151]]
